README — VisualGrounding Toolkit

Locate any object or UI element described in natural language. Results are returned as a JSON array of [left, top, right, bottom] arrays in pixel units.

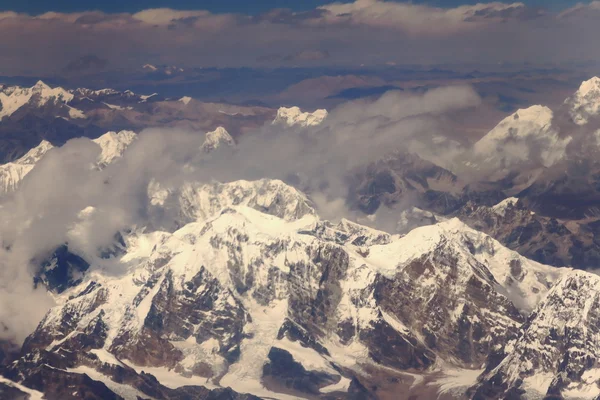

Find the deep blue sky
[[0, 0, 582, 14]]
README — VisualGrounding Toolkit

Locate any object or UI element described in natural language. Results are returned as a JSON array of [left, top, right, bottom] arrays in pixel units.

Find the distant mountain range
[[0, 80, 274, 163]]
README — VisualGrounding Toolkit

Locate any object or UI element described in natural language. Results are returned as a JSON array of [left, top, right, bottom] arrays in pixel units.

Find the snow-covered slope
[[473, 270, 600, 399], [11, 179, 569, 399], [565, 76, 600, 125], [179, 96, 192, 105], [15, 140, 54, 166], [0, 81, 162, 123], [12, 78, 600, 398], [365, 218, 564, 312], [93, 130, 137, 167], [490, 197, 519, 216], [147, 178, 315, 230], [0, 80, 75, 120], [272, 106, 328, 127], [0, 140, 54, 192], [472, 105, 570, 169], [0, 163, 35, 194]]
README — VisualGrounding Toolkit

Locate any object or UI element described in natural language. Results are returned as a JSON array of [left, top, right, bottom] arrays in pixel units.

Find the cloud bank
[[0, 1, 598, 74]]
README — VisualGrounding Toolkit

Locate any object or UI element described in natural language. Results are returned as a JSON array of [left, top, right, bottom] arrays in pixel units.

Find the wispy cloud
[[315, 1, 537, 35]]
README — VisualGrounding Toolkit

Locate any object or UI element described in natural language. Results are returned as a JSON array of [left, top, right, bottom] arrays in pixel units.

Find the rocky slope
[[472, 270, 600, 399], [454, 198, 600, 270], [347, 151, 466, 215]]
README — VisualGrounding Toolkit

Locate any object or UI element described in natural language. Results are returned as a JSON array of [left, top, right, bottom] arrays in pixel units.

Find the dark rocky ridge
[[455, 199, 600, 269]]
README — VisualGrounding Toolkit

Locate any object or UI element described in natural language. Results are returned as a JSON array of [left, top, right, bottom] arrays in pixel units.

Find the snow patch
[[125, 362, 218, 390], [67, 105, 86, 119], [320, 376, 352, 393], [432, 368, 483, 395], [68, 366, 151, 400], [0, 376, 44, 400]]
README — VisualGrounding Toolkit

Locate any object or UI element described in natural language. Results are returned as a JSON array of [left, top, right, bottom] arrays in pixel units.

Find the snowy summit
[[566, 76, 600, 125], [273, 106, 328, 127]]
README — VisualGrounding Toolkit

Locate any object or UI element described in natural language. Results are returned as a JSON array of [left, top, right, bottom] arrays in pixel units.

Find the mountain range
[[0, 80, 274, 163], [2, 77, 600, 399]]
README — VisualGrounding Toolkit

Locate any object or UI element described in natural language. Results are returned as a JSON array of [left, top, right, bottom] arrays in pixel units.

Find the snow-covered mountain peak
[[478, 105, 553, 142], [30, 80, 73, 102], [491, 196, 519, 216], [472, 105, 570, 169], [72, 87, 155, 105], [0, 80, 75, 120], [273, 106, 328, 127], [32, 80, 50, 90], [92, 130, 137, 167], [0, 139, 55, 193], [473, 105, 554, 155], [367, 217, 565, 311], [566, 76, 600, 125], [516, 104, 552, 121], [202, 126, 234, 152], [576, 76, 600, 97], [178, 96, 192, 105]]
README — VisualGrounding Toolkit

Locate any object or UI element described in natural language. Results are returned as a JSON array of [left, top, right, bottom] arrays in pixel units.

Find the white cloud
[[0, 2, 594, 73], [317, 0, 530, 35], [132, 8, 212, 25], [558, 1, 600, 18]]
